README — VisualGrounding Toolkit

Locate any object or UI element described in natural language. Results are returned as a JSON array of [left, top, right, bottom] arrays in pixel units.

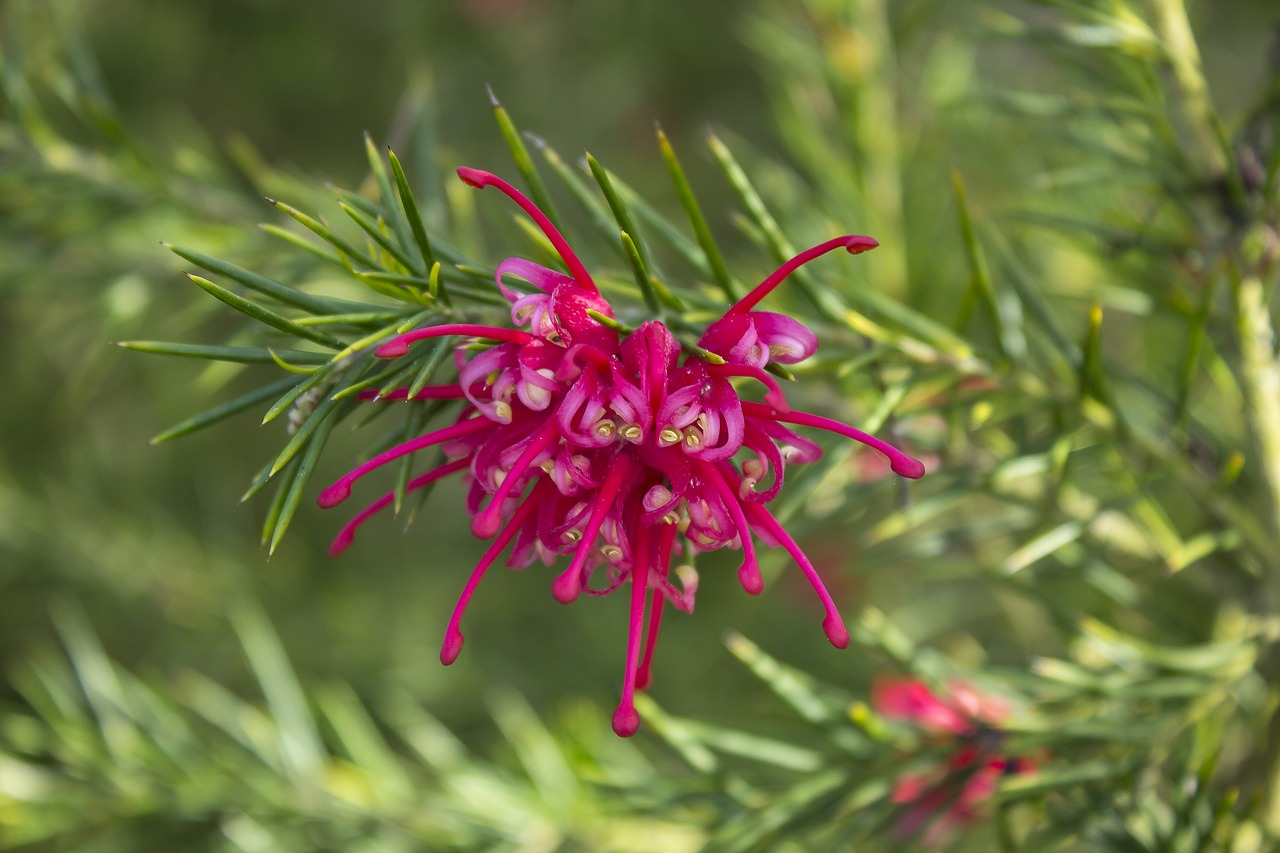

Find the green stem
[[1232, 266, 1280, 541], [1150, 0, 1228, 179]]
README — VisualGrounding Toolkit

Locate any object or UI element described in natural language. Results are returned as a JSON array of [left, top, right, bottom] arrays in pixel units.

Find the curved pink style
[[376, 323, 534, 359], [742, 401, 926, 479], [328, 457, 472, 556], [317, 417, 490, 508], [441, 484, 545, 666], [726, 235, 879, 315], [456, 167, 597, 292], [612, 521, 652, 737]]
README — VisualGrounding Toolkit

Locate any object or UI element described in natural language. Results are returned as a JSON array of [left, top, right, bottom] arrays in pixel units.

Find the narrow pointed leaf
[[268, 198, 379, 270], [394, 403, 431, 515], [339, 201, 420, 275], [490, 89, 562, 229], [364, 131, 415, 261], [269, 393, 345, 476], [164, 243, 354, 315], [262, 369, 331, 426], [621, 231, 662, 315], [586, 152, 654, 267], [268, 348, 324, 374], [242, 457, 275, 503], [535, 140, 629, 251], [706, 132, 828, 314], [268, 405, 341, 554], [116, 341, 331, 365], [260, 454, 299, 546], [388, 146, 439, 273], [658, 127, 737, 298], [259, 223, 344, 267], [293, 310, 404, 327], [952, 171, 1010, 359], [184, 273, 347, 349], [151, 375, 299, 443]]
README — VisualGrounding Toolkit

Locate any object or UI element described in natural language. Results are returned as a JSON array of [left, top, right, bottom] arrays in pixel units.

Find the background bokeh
[[4, 0, 1280, 849]]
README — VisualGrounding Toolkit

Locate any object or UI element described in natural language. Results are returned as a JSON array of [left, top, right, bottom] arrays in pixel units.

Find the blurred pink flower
[[874, 677, 1034, 847], [320, 166, 926, 736]]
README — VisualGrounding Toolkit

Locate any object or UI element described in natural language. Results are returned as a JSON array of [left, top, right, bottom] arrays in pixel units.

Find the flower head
[[873, 677, 1035, 847], [320, 166, 926, 736]]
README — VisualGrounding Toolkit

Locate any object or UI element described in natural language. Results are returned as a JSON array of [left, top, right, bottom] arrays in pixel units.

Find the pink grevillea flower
[[319, 166, 926, 737], [874, 678, 1035, 847]]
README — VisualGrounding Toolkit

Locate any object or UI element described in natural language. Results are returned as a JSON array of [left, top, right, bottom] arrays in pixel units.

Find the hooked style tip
[[374, 340, 410, 359], [738, 564, 765, 596], [317, 483, 351, 509], [843, 235, 880, 254], [551, 570, 581, 604], [456, 166, 492, 189], [891, 456, 927, 480], [470, 508, 503, 539], [440, 630, 464, 666], [823, 616, 851, 649], [611, 703, 640, 737]]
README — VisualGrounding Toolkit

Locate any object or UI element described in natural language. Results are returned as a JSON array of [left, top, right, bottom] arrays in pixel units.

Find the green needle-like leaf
[[586, 152, 653, 267], [262, 370, 330, 426], [952, 171, 1009, 359], [707, 131, 828, 315], [268, 405, 341, 555], [535, 140, 629, 252], [388, 146, 439, 274], [184, 273, 347, 350], [338, 201, 420, 276], [164, 243, 356, 315], [115, 341, 331, 365], [489, 87, 562, 230], [267, 198, 380, 270], [151, 375, 299, 444], [406, 337, 454, 399], [269, 393, 347, 477], [364, 131, 414, 261], [620, 230, 662, 315], [259, 453, 299, 546], [393, 404, 431, 515], [259, 222, 344, 267], [658, 127, 737, 299]]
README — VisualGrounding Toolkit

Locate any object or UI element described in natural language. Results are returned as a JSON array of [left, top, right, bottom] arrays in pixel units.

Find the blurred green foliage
[[4, 0, 1280, 849]]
